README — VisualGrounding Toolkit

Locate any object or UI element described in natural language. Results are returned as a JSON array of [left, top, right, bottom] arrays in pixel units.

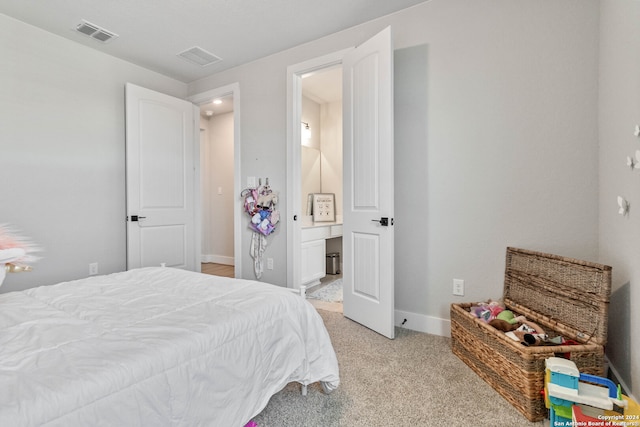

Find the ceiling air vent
[[177, 46, 222, 67], [75, 20, 118, 43]]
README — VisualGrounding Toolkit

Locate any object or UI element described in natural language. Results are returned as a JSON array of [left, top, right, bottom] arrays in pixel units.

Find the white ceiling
[[0, 0, 426, 83], [200, 60, 341, 118], [199, 94, 234, 118], [303, 66, 342, 104]]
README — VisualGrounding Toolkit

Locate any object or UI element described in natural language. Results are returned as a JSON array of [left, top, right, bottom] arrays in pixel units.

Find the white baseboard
[[395, 309, 451, 337], [201, 254, 234, 265]]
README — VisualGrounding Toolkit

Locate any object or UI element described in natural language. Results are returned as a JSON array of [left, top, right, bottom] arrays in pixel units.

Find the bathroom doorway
[[300, 66, 344, 312], [287, 28, 395, 338]]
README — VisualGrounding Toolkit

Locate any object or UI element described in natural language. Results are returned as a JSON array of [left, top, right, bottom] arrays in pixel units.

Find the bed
[[0, 267, 340, 426]]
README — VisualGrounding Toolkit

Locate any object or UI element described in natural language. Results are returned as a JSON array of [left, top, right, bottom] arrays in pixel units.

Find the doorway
[[199, 94, 235, 275], [286, 49, 348, 293], [287, 27, 395, 338], [189, 83, 242, 279], [299, 66, 344, 313]]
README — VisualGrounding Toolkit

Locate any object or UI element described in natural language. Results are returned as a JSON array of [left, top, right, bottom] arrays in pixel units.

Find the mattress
[[0, 267, 340, 426]]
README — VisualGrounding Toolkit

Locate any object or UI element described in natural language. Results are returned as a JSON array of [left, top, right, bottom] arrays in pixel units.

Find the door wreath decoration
[[241, 179, 279, 279]]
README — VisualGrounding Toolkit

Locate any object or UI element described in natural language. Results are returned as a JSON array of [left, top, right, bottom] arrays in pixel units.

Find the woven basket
[[450, 247, 611, 422]]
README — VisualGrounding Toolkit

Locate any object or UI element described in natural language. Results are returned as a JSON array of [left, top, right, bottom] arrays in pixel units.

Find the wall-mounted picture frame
[[312, 193, 335, 222]]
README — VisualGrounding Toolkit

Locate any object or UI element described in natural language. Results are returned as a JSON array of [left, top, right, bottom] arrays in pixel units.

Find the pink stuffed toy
[[471, 300, 504, 322]]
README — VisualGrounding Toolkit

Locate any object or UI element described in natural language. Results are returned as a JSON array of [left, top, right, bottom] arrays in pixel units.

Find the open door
[[342, 27, 395, 339], [125, 83, 198, 271]]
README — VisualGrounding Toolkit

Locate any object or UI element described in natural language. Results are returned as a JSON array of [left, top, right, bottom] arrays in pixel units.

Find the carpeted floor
[[252, 309, 547, 427]]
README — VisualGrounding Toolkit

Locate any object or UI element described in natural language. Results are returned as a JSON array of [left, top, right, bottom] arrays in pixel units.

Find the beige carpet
[[252, 309, 547, 427]]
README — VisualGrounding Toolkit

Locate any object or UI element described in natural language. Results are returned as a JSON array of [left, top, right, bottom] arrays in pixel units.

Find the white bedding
[[0, 267, 340, 426]]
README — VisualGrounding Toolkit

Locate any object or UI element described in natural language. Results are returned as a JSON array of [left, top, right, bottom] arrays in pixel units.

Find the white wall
[[187, 0, 612, 381], [301, 96, 321, 214], [300, 96, 343, 217], [320, 100, 343, 216], [598, 0, 640, 399], [301, 95, 321, 150], [189, 0, 599, 318], [0, 13, 187, 291], [4, 0, 634, 399], [200, 112, 235, 264]]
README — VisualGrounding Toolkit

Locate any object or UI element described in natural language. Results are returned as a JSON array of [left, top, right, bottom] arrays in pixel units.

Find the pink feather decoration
[[0, 224, 40, 266]]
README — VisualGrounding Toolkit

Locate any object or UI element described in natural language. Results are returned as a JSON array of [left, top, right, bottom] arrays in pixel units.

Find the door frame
[[286, 50, 349, 289], [188, 83, 242, 278]]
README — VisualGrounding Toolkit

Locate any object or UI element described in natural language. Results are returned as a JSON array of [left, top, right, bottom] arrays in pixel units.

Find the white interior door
[[342, 27, 395, 339], [125, 83, 197, 270]]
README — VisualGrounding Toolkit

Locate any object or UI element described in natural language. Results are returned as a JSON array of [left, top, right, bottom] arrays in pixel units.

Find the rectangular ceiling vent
[[177, 46, 222, 67], [75, 20, 118, 43]]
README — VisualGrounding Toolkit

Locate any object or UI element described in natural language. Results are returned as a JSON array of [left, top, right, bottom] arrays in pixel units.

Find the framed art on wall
[[312, 193, 335, 222]]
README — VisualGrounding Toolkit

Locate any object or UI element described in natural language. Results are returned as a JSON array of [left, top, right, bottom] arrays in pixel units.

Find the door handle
[[130, 215, 147, 222], [371, 217, 393, 226]]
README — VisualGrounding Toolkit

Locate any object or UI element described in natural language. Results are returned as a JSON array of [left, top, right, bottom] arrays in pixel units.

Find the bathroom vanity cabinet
[[300, 221, 342, 287]]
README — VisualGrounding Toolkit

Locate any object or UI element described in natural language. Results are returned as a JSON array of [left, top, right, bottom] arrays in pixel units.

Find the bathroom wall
[[200, 112, 235, 264], [320, 100, 343, 217], [300, 96, 343, 218], [301, 95, 321, 214]]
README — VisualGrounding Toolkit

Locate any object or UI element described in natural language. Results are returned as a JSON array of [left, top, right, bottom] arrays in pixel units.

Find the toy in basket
[[544, 357, 640, 426]]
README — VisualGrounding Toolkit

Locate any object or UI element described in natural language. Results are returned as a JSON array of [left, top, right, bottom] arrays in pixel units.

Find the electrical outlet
[[453, 278, 464, 296], [89, 262, 99, 276], [267, 258, 274, 270]]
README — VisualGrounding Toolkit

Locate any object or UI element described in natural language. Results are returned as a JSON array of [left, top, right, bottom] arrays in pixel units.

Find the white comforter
[[0, 267, 339, 426]]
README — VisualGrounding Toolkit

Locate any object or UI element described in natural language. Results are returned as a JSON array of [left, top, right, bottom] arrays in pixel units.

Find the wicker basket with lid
[[450, 247, 612, 422]]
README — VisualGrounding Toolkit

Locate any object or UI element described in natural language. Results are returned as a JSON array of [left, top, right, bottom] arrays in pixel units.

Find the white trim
[[193, 104, 202, 272], [188, 83, 242, 279], [285, 285, 307, 298], [394, 309, 451, 337], [286, 49, 350, 289]]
